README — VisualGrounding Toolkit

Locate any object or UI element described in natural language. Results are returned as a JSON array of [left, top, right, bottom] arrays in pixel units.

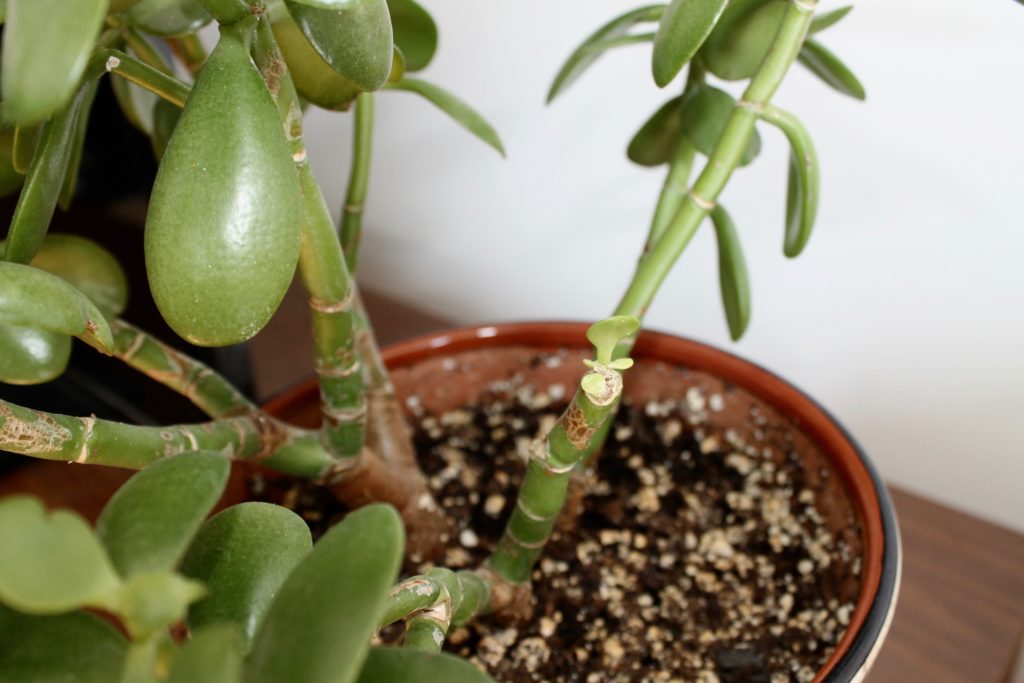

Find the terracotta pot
[[264, 322, 901, 683]]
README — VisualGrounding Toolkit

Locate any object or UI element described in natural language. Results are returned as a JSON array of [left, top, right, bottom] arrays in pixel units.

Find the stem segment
[[341, 93, 374, 273], [101, 48, 191, 107]]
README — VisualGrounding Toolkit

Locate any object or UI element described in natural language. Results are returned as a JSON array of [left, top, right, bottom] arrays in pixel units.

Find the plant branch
[[381, 568, 492, 652], [341, 93, 374, 273], [100, 48, 191, 108]]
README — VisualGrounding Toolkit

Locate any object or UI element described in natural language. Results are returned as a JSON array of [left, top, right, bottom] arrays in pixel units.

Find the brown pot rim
[[264, 321, 901, 682]]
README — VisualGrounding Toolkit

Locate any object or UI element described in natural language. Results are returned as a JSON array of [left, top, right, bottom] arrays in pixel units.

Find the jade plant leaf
[[145, 24, 302, 346], [0, 497, 122, 614], [0, 0, 107, 126], [0, 605, 129, 683], [0, 325, 72, 385], [388, 0, 437, 72], [809, 5, 852, 34], [798, 39, 866, 100], [246, 504, 405, 683], [701, 0, 787, 81], [180, 502, 312, 650], [761, 106, 819, 257], [284, 0, 393, 92], [679, 84, 761, 166], [59, 80, 101, 211], [167, 623, 244, 683], [123, 0, 213, 37], [26, 234, 129, 318], [0, 261, 114, 353], [116, 571, 206, 639], [547, 4, 664, 103], [0, 127, 25, 198], [651, 0, 729, 87], [355, 647, 496, 683], [387, 78, 505, 156], [710, 205, 750, 340], [586, 315, 640, 363], [96, 451, 230, 577], [627, 96, 683, 167]]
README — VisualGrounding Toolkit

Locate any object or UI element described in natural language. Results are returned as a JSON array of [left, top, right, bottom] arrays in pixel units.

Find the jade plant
[[0, 0, 863, 679]]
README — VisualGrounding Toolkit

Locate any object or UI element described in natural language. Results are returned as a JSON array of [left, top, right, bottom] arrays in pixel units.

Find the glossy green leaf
[[0, 128, 25, 197], [284, 0, 393, 92], [798, 39, 865, 100], [387, 78, 505, 156], [0, 0, 107, 126], [59, 80, 101, 211], [167, 624, 244, 683], [587, 315, 640, 363], [10, 124, 38, 176], [547, 4, 664, 103], [388, 0, 437, 72], [0, 261, 114, 353], [809, 5, 852, 34], [702, 0, 787, 81], [150, 97, 181, 161], [627, 96, 682, 167], [356, 647, 495, 683], [0, 605, 129, 683], [26, 234, 129, 318], [710, 205, 750, 340], [123, 0, 212, 37], [760, 105, 819, 257], [181, 502, 312, 650], [3, 85, 90, 264], [0, 497, 122, 614], [0, 325, 72, 385], [96, 451, 230, 577], [652, 0, 728, 87], [679, 84, 761, 165], [247, 504, 405, 683], [145, 25, 302, 346]]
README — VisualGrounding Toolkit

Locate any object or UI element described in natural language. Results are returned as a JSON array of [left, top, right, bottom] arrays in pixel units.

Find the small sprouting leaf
[[0, 262, 114, 353], [586, 316, 641, 363], [627, 96, 682, 167], [116, 571, 206, 639], [547, 4, 664, 103], [580, 373, 607, 397], [11, 124, 39, 175], [0, 325, 72, 385], [246, 504, 404, 683], [651, 0, 729, 87], [710, 205, 751, 340], [389, 46, 407, 84], [284, 0, 393, 92], [0, 130, 24, 198], [355, 647, 496, 683], [96, 451, 230, 578], [25, 234, 129, 319], [702, 0, 787, 81], [123, 0, 213, 37], [0, 0, 107, 126], [760, 105, 819, 257], [387, 78, 505, 156], [150, 97, 182, 161], [0, 605, 129, 683], [809, 5, 852, 34], [608, 358, 635, 370], [388, 0, 437, 72], [0, 497, 122, 614], [798, 39, 866, 100], [181, 503, 312, 650], [167, 624, 244, 683], [679, 84, 761, 165], [59, 80, 101, 211]]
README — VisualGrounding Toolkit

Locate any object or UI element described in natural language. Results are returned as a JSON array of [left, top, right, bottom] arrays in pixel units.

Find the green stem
[[121, 29, 174, 75], [195, 0, 251, 25], [341, 93, 375, 273], [111, 320, 255, 418], [101, 48, 191, 107], [381, 568, 491, 652], [488, 364, 625, 584]]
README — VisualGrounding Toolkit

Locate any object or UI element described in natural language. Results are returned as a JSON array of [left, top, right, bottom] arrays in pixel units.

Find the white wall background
[[301, 0, 1024, 530]]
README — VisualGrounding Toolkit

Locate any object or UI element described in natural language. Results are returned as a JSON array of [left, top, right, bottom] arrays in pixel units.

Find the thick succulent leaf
[[760, 106, 819, 257], [0, 261, 114, 353], [0, 128, 25, 197], [0, 325, 72, 385], [652, 0, 729, 87], [809, 5, 852, 34], [710, 205, 750, 340], [95, 451, 230, 577], [22, 234, 129, 318], [679, 84, 761, 165], [388, 0, 437, 72], [59, 80, 101, 211], [702, 0, 787, 81], [150, 97, 181, 161], [167, 624, 244, 683], [627, 95, 682, 167], [0, 0, 107, 126], [123, 0, 213, 37], [587, 315, 640, 363], [798, 39, 866, 100], [285, 0, 393, 92], [547, 4, 664, 103], [0, 497, 122, 614], [0, 605, 129, 683], [181, 502, 312, 650], [356, 647, 496, 683], [387, 78, 505, 156], [246, 504, 404, 683]]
